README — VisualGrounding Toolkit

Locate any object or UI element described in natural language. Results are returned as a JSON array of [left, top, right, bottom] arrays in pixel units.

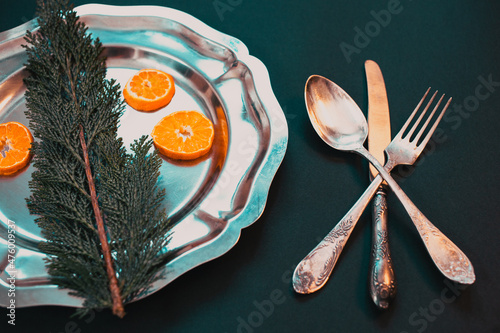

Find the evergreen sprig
[[23, 0, 172, 317]]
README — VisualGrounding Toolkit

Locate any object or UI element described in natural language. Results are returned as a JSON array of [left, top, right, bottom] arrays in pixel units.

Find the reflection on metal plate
[[0, 4, 287, 308]]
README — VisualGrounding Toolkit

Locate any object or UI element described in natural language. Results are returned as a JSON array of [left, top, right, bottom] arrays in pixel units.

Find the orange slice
[[123, 69, 176, 111], [0, 122, 33, 176], [151, 110, 215, 160]]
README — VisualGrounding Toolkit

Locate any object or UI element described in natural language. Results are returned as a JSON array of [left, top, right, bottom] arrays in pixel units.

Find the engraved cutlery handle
[[369, 187, 396, 309], [293, 176, 383, 294], [293, 152, 475, 295], [359, 148, 475, 284], [411, 210, 475, 284]]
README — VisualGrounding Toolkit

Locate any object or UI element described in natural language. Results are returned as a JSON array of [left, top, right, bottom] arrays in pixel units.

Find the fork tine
[[413, 94, 445, 143], [404, 90, 438, 140], [417, 97, 452, 149], [394, 88, 430, 139]]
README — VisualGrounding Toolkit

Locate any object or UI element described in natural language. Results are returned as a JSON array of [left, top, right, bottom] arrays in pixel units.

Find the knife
[[365, 60, 396, 309]]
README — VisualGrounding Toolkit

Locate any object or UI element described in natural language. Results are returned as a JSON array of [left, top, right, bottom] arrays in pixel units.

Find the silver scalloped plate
[[0, 4, 287, 308]]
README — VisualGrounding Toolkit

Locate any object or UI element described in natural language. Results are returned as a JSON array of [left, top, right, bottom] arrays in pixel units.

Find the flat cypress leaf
[[23, 0, 172, 317]]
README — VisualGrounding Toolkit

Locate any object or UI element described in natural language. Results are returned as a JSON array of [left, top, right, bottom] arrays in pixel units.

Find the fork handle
[[293, 173, 384, 294], [358, 147, 476, 284], [369, 186, 396, 309]]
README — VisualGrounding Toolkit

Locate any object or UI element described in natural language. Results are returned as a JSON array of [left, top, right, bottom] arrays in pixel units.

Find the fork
[[293, 89, 475, 294]]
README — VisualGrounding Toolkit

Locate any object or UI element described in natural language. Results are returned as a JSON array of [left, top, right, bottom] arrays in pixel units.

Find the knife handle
[[369, 186, 396, 309]]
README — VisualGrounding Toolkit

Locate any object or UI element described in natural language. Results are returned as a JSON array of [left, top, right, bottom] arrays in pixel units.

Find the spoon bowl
[[305, 75, 368, 151]]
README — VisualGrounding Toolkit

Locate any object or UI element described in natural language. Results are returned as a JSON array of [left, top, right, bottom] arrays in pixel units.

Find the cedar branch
[[25, 1, 171, 315], [66, 55, 125, 318], [66, 52, 124, 317], [79, 125, 125, 318]]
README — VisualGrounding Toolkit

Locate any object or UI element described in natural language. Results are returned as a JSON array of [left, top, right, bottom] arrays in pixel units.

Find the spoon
[[301, 75, 475, 287], [305, 75, 390, 179]]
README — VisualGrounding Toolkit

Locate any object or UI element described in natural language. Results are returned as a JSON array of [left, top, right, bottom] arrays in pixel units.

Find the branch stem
[[79, 125, 125, 318]]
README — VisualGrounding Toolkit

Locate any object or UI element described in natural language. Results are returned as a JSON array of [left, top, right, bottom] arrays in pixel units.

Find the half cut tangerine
[[0, 121, 33, 176], [151, 110, 215, 160], [123, 69, 176, 112]]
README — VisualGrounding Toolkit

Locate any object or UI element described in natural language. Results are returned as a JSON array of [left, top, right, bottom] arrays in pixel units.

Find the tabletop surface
[[1, 0, 500, 332]]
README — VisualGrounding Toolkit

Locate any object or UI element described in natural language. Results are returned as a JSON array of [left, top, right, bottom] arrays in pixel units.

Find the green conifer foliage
[[23, 0, 172, 317]]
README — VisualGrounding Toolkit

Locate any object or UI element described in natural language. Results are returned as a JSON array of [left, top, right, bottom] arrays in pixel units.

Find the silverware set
[[293, 61, 475, 308]]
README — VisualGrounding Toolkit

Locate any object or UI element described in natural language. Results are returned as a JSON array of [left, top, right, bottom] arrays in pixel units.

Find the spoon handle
[[356, 147, 475, 284], [293, 174, 384, 294]]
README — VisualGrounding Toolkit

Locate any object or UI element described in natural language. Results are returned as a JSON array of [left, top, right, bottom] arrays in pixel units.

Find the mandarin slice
[[0, 122, 33, 176], [151, 110, 214, 160], [123, 69, 176, 112]]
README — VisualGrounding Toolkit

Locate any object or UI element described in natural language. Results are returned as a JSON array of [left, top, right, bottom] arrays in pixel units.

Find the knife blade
[[365, 60, 396, 309]]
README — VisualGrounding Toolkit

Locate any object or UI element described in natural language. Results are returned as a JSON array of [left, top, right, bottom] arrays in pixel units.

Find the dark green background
[[1, 0, 500, 332]]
